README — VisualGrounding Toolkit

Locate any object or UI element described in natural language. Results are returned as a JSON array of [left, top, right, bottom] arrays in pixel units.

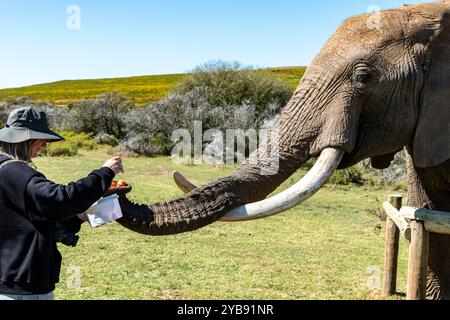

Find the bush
[[121, 88, 210, 155], [0, 110, 7, 129], [41, 131, 98, 157], [59, 131, 98, 150], [173, 60, 293, 114], [0, 97, 35, 108], [95, 132, 119, 147], [43, 141, 79, 157], [121, 60, 292, 158], [373, 150, 407, 184], [66, 92, 133, 139], [330, 167, 364, 186], [121, 132, 166, 157], [121, 80, 286, 157], [358, 149, 408, 187]]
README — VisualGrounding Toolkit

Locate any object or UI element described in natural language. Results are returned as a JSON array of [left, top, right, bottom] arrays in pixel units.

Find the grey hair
[[0, 140, 37, 168]]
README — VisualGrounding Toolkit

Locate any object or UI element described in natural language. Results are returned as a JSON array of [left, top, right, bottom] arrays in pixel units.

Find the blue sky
[[0, 0, 429, 89]]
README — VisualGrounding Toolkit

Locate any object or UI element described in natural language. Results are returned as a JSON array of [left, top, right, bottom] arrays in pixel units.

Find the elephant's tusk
[[222, 148, 344, 221], [174, 148, 345, 222], [173, 171, 197, 194]]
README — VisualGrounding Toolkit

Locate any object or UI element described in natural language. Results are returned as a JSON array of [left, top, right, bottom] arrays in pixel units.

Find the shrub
[[66, 92, 133, 139], [123, 60, 290, 157], [121, 88, 210, 155], [360, 149, 408, 186], [330, 167, 364, 186], [117, 61, 292, 157], [95, 132, 119, 147], [0, 110, 7, 129], [42, 141, 79, 157], [375, 150, 407, 184], [121, 87, 284, 157], [173, 60, 293, 114], [41, 131, 98, 157], [121, 132, 166, 157], [0, 97, 35, 108], [58, 131, 98, 150]]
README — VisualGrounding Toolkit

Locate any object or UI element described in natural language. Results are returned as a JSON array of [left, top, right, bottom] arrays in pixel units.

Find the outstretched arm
[[25, 167, 116, 223], [25, 156, 124, 223]]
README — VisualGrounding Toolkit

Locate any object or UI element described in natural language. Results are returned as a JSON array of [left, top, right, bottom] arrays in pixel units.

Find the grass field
[[0, 67, 306, 107], [32, 147, 410, 300]]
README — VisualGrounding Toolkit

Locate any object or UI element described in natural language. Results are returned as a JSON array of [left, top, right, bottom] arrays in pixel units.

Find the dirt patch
[[159, 289, 185, 300]]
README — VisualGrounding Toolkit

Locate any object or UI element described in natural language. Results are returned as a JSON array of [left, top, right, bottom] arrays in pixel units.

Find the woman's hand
[[103, 156, 124, 175]]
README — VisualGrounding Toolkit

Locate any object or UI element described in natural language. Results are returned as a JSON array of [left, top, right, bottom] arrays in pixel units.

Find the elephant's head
[[118, 1, 450, 235]]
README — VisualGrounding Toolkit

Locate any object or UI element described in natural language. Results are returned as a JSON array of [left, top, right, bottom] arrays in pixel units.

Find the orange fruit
[[117, 180, 127, 187], [111, 181, 118, 188]]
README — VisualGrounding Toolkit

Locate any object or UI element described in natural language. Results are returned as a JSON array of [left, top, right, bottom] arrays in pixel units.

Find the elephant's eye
[[353, 72, 372, 86]]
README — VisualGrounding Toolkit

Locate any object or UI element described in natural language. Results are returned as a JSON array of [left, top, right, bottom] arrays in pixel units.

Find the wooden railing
[[382, 195, 450, 300]]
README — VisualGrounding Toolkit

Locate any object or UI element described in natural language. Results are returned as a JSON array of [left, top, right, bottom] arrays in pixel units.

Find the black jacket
[[0, 155, 115, 294]]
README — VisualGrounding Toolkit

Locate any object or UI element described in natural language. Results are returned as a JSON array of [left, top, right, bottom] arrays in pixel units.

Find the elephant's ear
[[412, 7, 450, 168]]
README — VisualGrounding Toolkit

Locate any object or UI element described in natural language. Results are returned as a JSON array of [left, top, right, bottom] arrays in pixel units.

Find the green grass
[[266, 66, 306, 91], [0, 67, 306, 107], [32, 147, 409, 300], [0, 74, 185, 107]]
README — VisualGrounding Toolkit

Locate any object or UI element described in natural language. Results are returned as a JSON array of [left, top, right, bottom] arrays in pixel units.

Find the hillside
[[0, 67, 306, 107]]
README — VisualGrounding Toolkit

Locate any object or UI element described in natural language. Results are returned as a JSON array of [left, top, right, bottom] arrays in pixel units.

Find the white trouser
[[0, 292, 54, 300]]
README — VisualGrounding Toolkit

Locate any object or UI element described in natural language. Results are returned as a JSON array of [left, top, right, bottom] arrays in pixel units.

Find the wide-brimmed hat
[[0, 107, 65, 144]]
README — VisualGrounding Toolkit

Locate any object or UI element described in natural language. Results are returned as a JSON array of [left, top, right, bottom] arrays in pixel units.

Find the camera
[[52, 223, 79, 247]]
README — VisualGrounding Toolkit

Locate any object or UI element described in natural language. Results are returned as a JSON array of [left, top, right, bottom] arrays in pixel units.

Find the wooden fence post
[[407, 220, 429, 300], [382, 195, 402, 297]]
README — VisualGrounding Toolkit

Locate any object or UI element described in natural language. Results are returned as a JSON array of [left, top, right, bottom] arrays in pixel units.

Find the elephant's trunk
[[117, 179, 242, 236], [116, 122, 310, 235]]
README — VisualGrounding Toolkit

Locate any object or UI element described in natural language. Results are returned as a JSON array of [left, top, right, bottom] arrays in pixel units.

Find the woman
[[0, 107, 124, 300]]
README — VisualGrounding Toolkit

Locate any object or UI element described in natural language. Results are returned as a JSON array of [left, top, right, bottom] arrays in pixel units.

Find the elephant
[[116, 1, 450, 299]]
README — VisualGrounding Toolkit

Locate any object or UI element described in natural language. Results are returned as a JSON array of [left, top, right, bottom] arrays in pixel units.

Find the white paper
[[86, 195, 123, 228]]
